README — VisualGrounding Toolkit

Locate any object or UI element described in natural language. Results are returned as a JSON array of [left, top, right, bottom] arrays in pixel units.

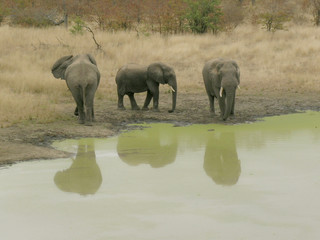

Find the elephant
[[115, 62, 177, 113], [117, 124, 178, 168], [54, 142, 102, 195], [51, 54, 100, 125], [204, 132, 241, 186], [202, 58, 240, 121]]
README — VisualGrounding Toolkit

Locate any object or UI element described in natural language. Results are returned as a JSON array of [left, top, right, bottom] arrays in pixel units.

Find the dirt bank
[[1, 91, 319, 166]]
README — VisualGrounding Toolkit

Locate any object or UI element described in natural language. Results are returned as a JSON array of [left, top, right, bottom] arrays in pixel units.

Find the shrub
[[257, 0, 292, 32], [185, 0, 223, 34], [222, 0, 244, 29], [259, 11, 291, 32], [70, 16, 85, 35]]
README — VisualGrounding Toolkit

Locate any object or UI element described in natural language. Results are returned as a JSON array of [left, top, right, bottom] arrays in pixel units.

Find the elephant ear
[[231, 61, 240, 84], [147, 63, 165, 84], [51, 55, 73, 80], [87, 54, 97, 66], [214, 62, 224, 88]]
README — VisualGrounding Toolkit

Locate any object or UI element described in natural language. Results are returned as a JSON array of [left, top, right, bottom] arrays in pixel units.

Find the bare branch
[[83, 26, 102, 50]]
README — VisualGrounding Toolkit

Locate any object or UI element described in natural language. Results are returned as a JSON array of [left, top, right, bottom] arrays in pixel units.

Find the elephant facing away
[[202, 58, 240, 121], [54, 142, 102, 195], [51, 54, 100, 125], [115, 62, 177, 113]]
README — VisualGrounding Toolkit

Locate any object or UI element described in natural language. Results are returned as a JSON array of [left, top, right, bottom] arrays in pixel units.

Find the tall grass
[[1, 24, 319, 126]]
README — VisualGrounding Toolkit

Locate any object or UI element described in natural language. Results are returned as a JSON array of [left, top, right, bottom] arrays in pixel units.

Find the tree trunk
[[63, 0, 68, 29], [317, 9, 320, 26]]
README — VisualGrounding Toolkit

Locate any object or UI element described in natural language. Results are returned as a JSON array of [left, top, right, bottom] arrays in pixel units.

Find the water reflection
[[117, 125, 178, 168], [204, 132, 241, 186], [2, 112, 320, 240], [54, 141, 102, 195]]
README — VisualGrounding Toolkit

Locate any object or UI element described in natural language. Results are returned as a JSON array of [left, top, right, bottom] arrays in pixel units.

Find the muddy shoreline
[[1, 91, 319, 166]]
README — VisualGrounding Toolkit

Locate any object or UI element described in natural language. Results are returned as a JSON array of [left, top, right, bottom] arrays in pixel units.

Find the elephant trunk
[[223, 92, 234, 121], [168, 81, 177, 113]]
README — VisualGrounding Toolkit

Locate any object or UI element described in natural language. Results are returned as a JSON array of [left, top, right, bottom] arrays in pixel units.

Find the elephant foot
[[210, 111, 216, 116], [221, 116, 228, 121], [85, 122, 93, 126], [78, 119, 85, 124], [142, 107, 149, 111], [74, 107, 79, 116], [118, 106, 126, 110], [219, 114, 226, 121], [131, 106, 140, 110], [152, 108, 160, 112]]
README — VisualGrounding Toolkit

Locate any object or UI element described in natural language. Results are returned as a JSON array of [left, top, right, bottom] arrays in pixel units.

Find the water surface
[[1, 111, 320, 240]]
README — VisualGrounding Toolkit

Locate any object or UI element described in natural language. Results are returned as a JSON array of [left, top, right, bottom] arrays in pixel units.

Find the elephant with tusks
[[115, 62, 177, 113], [202, 58, 240, 121]]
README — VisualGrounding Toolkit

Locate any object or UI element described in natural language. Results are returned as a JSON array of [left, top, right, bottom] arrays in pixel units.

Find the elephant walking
[[51, 54, 100, 125], [115, 62, 177, 113], [202, 58, 240, 121]]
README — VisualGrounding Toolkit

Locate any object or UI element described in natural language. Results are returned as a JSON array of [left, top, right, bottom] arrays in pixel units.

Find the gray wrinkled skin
[[202, 58, 240, 121], [115, 62, 177, 113], [51, 54, 100, 125]]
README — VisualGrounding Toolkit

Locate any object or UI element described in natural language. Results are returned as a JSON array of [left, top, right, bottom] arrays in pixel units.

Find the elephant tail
[[81, 84, 87, 110]]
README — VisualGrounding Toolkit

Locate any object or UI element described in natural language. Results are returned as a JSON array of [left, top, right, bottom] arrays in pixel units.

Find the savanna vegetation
[[0, 0, 320, 163]]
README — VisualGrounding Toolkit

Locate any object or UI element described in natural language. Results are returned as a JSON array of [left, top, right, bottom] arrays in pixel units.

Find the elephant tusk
[[169, 86, 175, 92], [219, 87, 223, 97], [238, 85, 241, 90]]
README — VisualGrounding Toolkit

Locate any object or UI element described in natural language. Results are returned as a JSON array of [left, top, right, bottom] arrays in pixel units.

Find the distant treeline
[[1, 0, 320, 33]]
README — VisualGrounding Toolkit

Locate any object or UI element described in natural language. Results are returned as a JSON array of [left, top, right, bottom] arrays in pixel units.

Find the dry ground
[[1, 25, 320, 165]]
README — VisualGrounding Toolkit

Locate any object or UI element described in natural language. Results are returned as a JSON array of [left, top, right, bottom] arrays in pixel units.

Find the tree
[[303, 0, 320, 26], [222, 0, 244, 29], [258, 0, 292, 32], [238, 0, 255, 5], [185, 0, 223, 34]]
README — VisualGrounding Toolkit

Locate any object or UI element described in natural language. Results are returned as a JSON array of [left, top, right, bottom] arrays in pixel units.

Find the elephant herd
[[51, 54, 240, 125]]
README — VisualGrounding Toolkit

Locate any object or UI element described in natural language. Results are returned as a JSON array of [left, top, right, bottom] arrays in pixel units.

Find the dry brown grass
[[1, 24, 320, 127]]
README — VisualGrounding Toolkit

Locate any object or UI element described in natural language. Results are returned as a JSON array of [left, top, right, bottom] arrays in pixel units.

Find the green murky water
[[1, 111, 320, 240]]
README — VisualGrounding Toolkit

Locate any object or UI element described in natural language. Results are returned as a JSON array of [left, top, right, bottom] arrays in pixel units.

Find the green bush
[[70, 17, 85, 35], [0, 3, 7, 24], [259, 11, 291, 32], [185, 0, 223, 34]]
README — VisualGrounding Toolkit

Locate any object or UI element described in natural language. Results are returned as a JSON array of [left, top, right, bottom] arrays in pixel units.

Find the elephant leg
[[218, 95, 226, 119], [74, 106, 78, 116], [117, 92, 125, 110], [92, 105, 95, 121], [230, 97, 235, 116], [142, 90, 153, 110], [71, 88, 85, 124], [151, 88, 159, 111], [127, 93, 140, 110], [207, 94, 215, 114], [84, 87, 95, 126]]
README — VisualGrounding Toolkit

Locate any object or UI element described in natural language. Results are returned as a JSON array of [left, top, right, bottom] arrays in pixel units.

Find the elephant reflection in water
[[117, 126, 178, 168], [54, 142, 102, 195], [204, 132, 241, 186]]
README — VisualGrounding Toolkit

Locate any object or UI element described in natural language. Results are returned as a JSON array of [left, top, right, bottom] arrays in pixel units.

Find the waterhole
[[1, 111, 320, 240]]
